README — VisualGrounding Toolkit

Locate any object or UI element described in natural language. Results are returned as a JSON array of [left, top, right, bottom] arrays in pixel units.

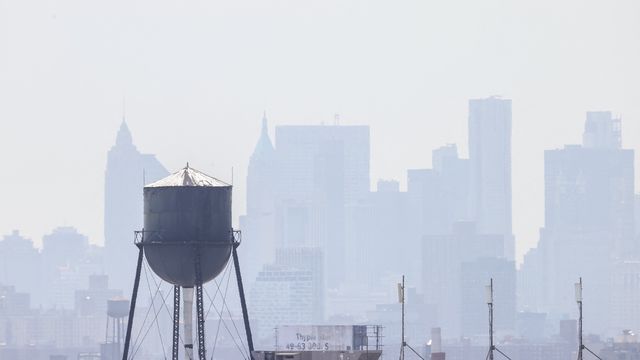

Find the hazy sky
[[1, 0, 638, 263]]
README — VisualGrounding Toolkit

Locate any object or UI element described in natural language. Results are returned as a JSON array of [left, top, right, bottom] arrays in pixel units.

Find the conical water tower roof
[[145, 164, 230, 188]]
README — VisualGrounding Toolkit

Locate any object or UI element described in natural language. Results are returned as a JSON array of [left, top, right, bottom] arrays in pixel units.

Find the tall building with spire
[[104, 121, 168, 292], [240, 114, 278, 286]]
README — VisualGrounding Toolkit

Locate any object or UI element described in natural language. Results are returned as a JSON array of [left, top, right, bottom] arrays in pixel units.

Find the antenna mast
[[485, 278, 512, 360], [575, 278, 603, 360], [398, 276, 425, 360], [399, 275, 404, 360]]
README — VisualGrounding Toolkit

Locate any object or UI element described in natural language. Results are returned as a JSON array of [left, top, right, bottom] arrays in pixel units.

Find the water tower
[[122, 165, 254, 360], [101, 298, 129, 360]]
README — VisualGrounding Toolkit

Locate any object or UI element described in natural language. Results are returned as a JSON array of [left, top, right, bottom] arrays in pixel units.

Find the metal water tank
[[142, 165, 233, 287], [107, 298, 130, 318]]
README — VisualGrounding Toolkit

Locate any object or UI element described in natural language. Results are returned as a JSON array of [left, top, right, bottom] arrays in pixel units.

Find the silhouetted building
[[74, 275, 121, 317], [0, 285, 31, 317], [275, 247, 325, 322], [104, 121, 167, 292], [41, 227, 92, 308], [250, 264, 315, 345], [516, 311, 547, 341], [405, 145, 470, 288], [517, 245, 546, 312], [460, 257, 516, 337], [42, 226, 89, 270], [422, 222, 504, 337], [522, 111, 635, 335], [582, 111, 621, 149], [346, 179, 410, 287], [559, 319, 577, 347], [240, 115, 278, 287], [635, 194, 639, 237], [0, 230, 42, 305], [468, 97, 514, 260], [610, 261, 640, 332], [408, 144, 470, 237], [274, 124, 369, 287]]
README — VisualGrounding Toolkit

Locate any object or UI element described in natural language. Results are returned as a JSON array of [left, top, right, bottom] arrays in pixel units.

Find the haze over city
[[1, 1, 640, 360], [1, 0, 639, 262]]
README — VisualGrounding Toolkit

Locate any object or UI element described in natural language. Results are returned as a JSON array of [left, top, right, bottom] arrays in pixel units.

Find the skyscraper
[[275, 246, 324, 322], [635, 194, 639, 237], [409, 144, 470, 237], [544, 144, 634, 255], [239, 115, 278, 286], [41, 227, 94, 309], [525, 111, 635, 333], [274, 125, 369, 287], [0, 230, 41, 305], [104, 121, 168, 292], [468, 97, 514, 260], [348, 180, 410, 287], [582, 111, 621, 149], [422, 222, 504, 337], [250, 264, 315, 345]]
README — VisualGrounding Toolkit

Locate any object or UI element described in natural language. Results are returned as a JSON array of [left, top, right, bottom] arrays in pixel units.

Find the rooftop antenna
[[576, 278, 603, 360], [122, 96, 126, 121], [486, 278, 512, 360], [397, 275, 425, 360]]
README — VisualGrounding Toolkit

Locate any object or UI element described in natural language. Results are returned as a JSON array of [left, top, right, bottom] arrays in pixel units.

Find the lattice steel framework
[[172, 285, 180, 360], [195, 246, 207, 360]]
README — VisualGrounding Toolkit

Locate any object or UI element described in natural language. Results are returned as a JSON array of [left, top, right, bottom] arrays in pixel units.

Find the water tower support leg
[[196, 283, 206, 360], [122, 243, 144, 360], [172, 285, 181, 360], [194, 247, 207, 360], [232, 242, 255, 359]]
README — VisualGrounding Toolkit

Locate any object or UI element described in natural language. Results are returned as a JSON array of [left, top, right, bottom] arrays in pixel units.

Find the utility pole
[[487, 278, 494, 360], [485, 278, 511, 360], [575, 278, 603, 360], [398, 276, 425, 360], [398, 275, 405, 360]]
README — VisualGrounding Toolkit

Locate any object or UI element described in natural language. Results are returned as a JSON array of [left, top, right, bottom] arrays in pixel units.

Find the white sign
[[278, 325, 355, 351]]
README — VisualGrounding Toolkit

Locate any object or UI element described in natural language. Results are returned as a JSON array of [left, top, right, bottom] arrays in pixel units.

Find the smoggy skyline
[[1, 0, 639, 263]]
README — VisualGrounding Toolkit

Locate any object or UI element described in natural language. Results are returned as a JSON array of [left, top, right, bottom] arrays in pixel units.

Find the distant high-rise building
[[274, 125, 369, 287], [74, 274, 121, 317], [104, 121, 168, 292], [460, 257, 516, 337], [346, 179, 411, 288], [422, 222, 504, 337], [582, 111, 621, 149], [609, 261, 640, 332], [0, 230, 41, 305], [544, 144, 634, 255], [409, 144, 470, 237], [250, 264, 315, 345], [41, 227, 98, 309], [240, 115, 278, 287], [42, 226, 89, 272], [0, 284, 31, 317], [635, 194, 639, 237], [460, 258, 516, 336], [543, 139, 633, 332], [517, 244, 547, 313], [275, 247, 324, 322], [527, 112, 635, 334], [468, 97, 514, 260]]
